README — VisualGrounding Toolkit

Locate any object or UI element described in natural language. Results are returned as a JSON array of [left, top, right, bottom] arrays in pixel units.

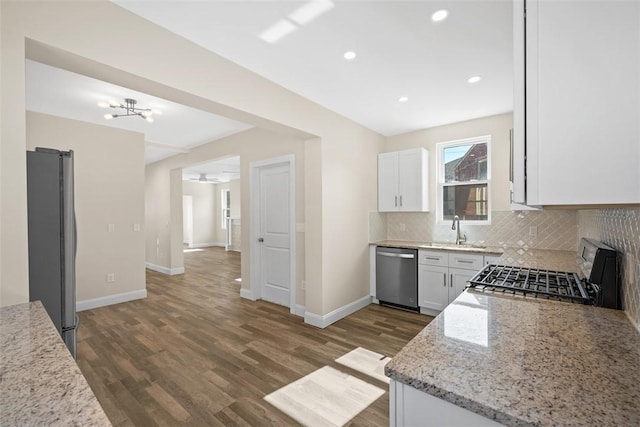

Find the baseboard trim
[[304, 295, 372, 328], [77, 289, 147, 312], [145, 262, 185, 275], [240, 288, 256, 301], [293, 304, 306, 317], [191, 242, 225, 248]]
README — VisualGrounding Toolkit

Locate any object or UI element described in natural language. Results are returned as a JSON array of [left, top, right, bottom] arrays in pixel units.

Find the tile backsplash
[[577, 208, 640, 331], [378, 210, 577, 251], [370, 207, 640, 330]]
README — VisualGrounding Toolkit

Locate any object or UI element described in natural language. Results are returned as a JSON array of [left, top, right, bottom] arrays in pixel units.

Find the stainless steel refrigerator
[[27, 148, 78, 359]]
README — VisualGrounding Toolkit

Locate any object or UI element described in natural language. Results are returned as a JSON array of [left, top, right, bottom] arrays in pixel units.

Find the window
[[437, 136, 490, 224], [221, 189, 231, 229]]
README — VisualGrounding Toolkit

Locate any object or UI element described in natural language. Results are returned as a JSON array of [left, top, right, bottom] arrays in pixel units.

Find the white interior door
[[258, 163, 291, 307], [182, 195, 193, 248]]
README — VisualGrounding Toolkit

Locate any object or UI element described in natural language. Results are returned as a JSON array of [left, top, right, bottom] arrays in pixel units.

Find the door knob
[[258, 237, 264, 242]]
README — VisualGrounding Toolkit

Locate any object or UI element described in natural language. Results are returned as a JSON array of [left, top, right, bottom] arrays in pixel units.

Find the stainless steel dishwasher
[[376, 246, 418, 311]]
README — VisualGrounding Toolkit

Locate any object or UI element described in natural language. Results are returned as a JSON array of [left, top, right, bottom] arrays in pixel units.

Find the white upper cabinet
[[513, 0, 640, 205], [378, 148, 428, 212]]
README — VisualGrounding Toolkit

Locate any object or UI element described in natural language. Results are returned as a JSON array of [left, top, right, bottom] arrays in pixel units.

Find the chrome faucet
[[451, 215, 467, 245]]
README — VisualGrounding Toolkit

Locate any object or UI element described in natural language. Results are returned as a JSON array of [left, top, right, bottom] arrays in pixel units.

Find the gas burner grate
[[468, 264, 595, 304]]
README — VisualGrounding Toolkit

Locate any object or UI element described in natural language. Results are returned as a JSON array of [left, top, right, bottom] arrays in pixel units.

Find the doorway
[[250, 155, 296, 313]]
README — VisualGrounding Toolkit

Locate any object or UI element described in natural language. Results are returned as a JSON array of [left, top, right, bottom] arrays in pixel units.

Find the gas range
[[468, 264, 596, 304], [468, 238, 620, 309]]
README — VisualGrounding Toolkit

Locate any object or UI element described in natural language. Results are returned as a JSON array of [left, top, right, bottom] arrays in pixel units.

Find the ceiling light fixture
[[398, 96, 409, 103], [344, 51, 357, 60], [431, 9, 449, 22], [98, 98, 156, 122], [467, 75, 482, 84]]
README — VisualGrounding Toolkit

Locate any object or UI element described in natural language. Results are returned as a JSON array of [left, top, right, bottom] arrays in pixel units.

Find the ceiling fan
[[189, 173, 220, 184]]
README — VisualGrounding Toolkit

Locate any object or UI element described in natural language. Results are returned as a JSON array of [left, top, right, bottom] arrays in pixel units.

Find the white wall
[[385, 113, 513, 212], [26, 112, 146, 304], [182, 181, 219, 247], [1, 1, 383, 321]]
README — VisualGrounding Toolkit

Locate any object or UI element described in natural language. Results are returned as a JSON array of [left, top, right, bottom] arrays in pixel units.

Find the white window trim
[[436, 135, 492, 225], [221, 188, 230, 229]]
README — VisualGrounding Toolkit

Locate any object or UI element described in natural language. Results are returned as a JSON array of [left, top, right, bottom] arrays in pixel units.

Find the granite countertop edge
[[384, 291, 640, 427], [370, 239, 504, 255], [0, 301, 111, 426], [385, 366, 527, 427]]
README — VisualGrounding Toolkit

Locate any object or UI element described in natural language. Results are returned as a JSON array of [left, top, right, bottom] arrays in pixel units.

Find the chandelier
[[98, 98, 159, 123]]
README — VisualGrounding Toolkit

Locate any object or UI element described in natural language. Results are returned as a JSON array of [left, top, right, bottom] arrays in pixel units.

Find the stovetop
[[468, 264, 597, 304]]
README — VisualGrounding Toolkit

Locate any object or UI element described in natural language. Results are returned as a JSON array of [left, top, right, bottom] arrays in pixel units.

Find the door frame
[[182, 195, 194, 248], [249, 154, 296, 314]]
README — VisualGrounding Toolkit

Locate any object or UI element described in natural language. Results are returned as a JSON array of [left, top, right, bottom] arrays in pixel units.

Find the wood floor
[[77, 247, 432, 426]]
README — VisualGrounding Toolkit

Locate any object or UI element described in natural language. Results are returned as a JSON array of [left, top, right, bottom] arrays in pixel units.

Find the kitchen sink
[[424, 242, 487, 251]]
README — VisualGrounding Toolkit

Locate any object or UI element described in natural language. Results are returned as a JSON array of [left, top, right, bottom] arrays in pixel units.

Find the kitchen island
[[0, 301, 110, 426], [385, 290, 640, 426]]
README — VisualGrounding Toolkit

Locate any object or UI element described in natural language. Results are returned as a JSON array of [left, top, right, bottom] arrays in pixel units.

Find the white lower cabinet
[[390, 380, 501, 427], [418, 265, 449, 311], [418, 250, 485, 316]]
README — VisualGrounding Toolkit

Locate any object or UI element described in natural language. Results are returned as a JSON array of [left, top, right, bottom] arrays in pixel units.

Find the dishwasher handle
[[377, 251, 415, 259]]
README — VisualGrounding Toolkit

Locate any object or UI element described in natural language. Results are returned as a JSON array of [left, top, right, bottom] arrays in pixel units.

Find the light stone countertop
[[0, 301, 111, 426], [371, 239, 504, 255], [371, 240, 580, 273], [385, 291, 640, 426]]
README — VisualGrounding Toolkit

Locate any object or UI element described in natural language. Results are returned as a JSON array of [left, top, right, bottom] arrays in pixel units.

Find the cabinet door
[[418, 265, 448, 311], [448, 268, 475, 304], [397, 149, 428, 211], [378, 152, 399, 212], [523, 0, 640, 205]]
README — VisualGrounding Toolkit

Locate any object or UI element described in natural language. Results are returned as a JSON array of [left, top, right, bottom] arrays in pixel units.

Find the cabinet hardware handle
[[443, 272, 446, 287], [399, 195, 403, 206], [425, 257, 440, 261], [395, 196, 398, 207], [456, 260, 473, 264], [450, 274, 453, 287]]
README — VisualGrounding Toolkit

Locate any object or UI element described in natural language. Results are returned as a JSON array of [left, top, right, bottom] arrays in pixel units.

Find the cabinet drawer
[[449, 253, 483, 271], [418, 250, 448, 267]]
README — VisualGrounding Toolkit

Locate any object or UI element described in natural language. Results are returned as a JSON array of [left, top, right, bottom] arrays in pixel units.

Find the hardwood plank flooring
[[77, 247, 432, 426]]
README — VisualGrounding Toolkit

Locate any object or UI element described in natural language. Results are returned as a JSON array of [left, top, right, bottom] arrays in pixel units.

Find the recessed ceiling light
[[467, 75, 482, 84], [431, 9, 449, 22], [344, 51, 356, 60], [398, 96, 409, 103]]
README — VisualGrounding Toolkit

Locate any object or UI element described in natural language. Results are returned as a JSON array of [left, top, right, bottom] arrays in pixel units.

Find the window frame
[[221, 188, 231, 229], [436, 135, 492, 225]]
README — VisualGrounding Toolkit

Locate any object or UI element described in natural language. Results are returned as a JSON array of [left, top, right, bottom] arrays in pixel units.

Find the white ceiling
[[26, 1, 514, 170], [115, 0, 514, 136], [25, 60, 253, 164]]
